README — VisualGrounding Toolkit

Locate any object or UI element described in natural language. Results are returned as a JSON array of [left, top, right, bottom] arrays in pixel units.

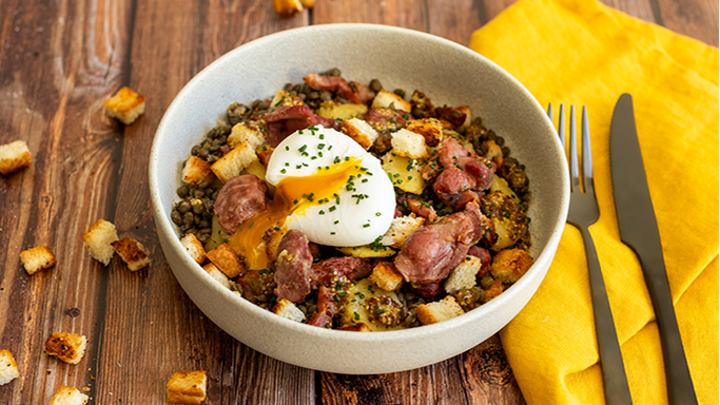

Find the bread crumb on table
[[0, 350, 19, 386], [48, 385, 89, 405], [104, 86, 146, 125], [45, 332, 87, 365], [82, 219, 119, 266], [167, 370, 207, 405], [111, 237, 151, 271], [20, 245, 57, 275], [0, 140, 31, 175]]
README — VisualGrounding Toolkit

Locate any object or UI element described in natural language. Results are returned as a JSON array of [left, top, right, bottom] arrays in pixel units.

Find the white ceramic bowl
[[149, 23, 569, 374]]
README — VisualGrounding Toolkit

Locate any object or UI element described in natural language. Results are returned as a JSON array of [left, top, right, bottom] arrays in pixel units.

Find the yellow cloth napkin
[[469, 0, 718, 404]]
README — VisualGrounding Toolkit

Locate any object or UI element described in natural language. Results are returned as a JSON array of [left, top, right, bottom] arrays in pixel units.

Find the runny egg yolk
[[228, 156, 365, 270]]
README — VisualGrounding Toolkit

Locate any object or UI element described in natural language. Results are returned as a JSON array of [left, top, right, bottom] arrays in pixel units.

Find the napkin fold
[[469, 0, 719, 404]]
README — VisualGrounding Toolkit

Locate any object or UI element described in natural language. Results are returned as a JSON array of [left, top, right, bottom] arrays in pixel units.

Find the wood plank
[[654, 0, 718, 46], [0, 0, 130, 402], [89, 0, 315, 403]]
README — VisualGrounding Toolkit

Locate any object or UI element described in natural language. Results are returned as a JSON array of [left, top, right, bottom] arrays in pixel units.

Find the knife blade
[[609, 93, 698, 405]]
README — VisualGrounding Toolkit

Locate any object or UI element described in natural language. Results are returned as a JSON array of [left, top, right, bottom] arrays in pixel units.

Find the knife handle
[[640, 253, 699, 405], [580, 227, 634, 405]]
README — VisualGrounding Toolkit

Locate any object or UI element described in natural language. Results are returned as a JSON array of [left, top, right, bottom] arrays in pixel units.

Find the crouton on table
[[105, 86, 146, 125], [111, 237, 151, 271], [45, 332, 87, 365], [0, 350, 19, 386], [167, 370, 207, 405], [82, 219, 119, 266], [48, 386, 89, 405], [0, 140, 31, 175], [20, 246, 57, 275]]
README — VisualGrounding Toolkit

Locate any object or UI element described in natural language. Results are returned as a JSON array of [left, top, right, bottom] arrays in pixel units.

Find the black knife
[[609, 93, 698, 405]]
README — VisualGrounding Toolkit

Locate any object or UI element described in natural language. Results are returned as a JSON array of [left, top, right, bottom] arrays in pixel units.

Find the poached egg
[[229, 125, 396, 269]]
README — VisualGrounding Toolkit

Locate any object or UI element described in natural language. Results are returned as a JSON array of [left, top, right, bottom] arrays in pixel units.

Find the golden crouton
[[390, 129, 428, 159], [405, 118, 445, 147], [371, 89, 411, 112], [45, 332, 87, 365], [490, 248, 534, 283], [273, 0, 303, 17], [271, 299, 305, 323], [202, 263, 231, 289], [270, 90, 305, 110], [210, 142, 258, 183], [316, 101, 368, 120], [484, 139, 503, 160], [227, 121, 267, 150], [20, 246, 57, 275], [444, 255, 483, 294], [182, 156, 215, 186], [0, 350, 19, 386], [368, 261, 403, 292], [340, 118, 378, 150], [456, 106, 472, 129], [82, 219, 119, 266], [263, 225, 287, 262], [206, 243, 244, 279], [48, 386, 89, 405], [381, 214, 425, 248], [482, 278, 505, 303], [415, 296, 465, 325], [167, 370, 207, 405], [181, 233, 206, 265], [111, 237, 150, 271], [0, 140, 31, 175], [104, 86, 146, 125]]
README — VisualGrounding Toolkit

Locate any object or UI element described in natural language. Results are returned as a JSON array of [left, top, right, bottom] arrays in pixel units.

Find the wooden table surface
[[0, 0, 715, 403]]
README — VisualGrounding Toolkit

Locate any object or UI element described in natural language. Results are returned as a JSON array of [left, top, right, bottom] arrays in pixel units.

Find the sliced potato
[[337, 278, 406, 331], [316, 101, 367, 120], [490, 176, 520, 203], [205, 215, 229, 252], [381, 153, 426, 194]]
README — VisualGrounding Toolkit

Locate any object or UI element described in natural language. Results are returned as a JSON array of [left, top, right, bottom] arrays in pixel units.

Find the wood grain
[[0, 0, 715, 403]]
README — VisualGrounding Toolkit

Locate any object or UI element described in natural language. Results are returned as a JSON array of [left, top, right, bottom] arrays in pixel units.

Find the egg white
[[266, 126, 396, 247]]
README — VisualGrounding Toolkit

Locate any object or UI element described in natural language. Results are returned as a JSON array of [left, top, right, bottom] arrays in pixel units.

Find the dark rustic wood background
[[0, 0, 715, 403]]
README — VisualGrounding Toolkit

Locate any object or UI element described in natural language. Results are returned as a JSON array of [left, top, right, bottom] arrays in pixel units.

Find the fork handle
[[580, 226, 634, 405]]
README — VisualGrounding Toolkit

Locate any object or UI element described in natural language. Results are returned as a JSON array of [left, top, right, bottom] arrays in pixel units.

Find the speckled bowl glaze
[[149, 24, 569, 374]]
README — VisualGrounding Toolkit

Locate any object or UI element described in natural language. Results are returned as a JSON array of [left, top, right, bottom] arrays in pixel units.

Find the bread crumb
[[368, 262, 403, 292], [444, 255, 483, 294], [167, 370, 207, 405], [206, 243, 244, 279], [0, 350, 19, 386], [210, 142, 258, 183], [416, 296, 465, 325], [20, 246, 56, 275], [182, 156, 215, 186], [82, 219, 119, 266], [0, 140, 31, 175], [45, 332, 87, 365], [391, 129, 428, 159], [111, 237, 151, 271], [181, 233, 206, 265], [340, 118, 378, 150], [202, 263, 231, 289], [490, 248, 534, 283], [271, 299, 305, 322], [48, 386, 89, 405], [105, 86, 146, 125]]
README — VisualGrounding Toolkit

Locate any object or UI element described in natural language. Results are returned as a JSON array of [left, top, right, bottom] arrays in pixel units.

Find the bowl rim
[[149, 23, 570, 344]]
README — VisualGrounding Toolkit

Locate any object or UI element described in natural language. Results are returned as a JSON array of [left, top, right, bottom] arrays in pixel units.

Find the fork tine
[[547, 103, 553, 121], [581, 106, 593, 191], [558, 104, 566, 150], [569, 105, 579, 191]]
